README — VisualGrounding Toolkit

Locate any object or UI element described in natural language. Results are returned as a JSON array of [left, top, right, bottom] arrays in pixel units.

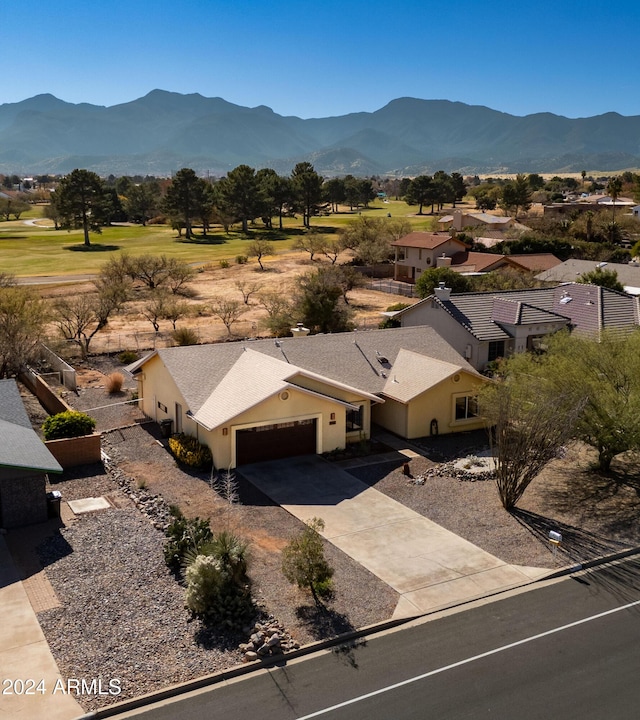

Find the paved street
[[107, 556, 640, 720]]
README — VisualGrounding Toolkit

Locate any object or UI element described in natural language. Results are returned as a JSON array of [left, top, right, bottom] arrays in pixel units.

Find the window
[[346, 406, 363, 432], [455, 396, 479, 421], [488, 340, 505, 362]]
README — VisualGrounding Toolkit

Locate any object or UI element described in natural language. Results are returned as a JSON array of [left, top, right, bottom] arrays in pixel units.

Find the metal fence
[[368, 279, 416, 298]]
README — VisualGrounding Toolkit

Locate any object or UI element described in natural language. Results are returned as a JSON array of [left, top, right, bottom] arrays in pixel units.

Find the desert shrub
[[118, 350, 139, 364], [105, 371, 124, 394], [219, 259, 230, 269], [235, 255, 248, 265], [281, 517, 334, 603], [168, 433, 212, 469], [172, 327, 199, 346], [163, 509, 213, 574], [184, 529, 253, 626], [42, 411, 96, 440]]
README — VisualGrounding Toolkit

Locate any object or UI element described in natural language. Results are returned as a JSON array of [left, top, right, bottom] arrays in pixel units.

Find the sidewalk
[[0, 533, 83, 719]]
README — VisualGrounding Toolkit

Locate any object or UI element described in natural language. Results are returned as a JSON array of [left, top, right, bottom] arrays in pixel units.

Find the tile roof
[[0, 380, 62, 473], [398, 283, 639, 341], [132, 327, 479, 414], [450, 251, 507, 273], [507, 254, 562, 272], [390, 232, 466, 250]]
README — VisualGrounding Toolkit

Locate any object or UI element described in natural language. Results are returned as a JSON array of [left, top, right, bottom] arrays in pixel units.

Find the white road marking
[[296, 598, 640, 719]]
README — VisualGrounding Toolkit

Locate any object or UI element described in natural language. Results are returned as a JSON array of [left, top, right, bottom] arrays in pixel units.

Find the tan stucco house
[[128, 327, 487, 468]]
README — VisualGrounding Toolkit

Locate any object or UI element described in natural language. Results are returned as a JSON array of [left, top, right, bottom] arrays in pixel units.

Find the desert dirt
[[37, 249, 404, 356]]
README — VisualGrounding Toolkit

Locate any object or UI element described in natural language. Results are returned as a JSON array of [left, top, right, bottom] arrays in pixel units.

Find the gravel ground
[[37, 509, 244, 711], [30, 360, 640, 711]]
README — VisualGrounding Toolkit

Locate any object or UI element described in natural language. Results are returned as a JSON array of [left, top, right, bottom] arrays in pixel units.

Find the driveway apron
[[240, 456, 548, 617]]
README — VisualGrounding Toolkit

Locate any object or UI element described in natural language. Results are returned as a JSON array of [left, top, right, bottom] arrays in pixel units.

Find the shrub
[[118, 350, 139, 364], [281, 517, 334, 604], [219, 259, 230, 269], [379, 302, 410, 329], [235, 255, 248, 265], [163, 509, 213, 574], [42, 411, 96, 440], [168, 433, 212, 469], [172, 327, 199, 346], [184, 529, 253, 626], [105, 371, 124, 394]]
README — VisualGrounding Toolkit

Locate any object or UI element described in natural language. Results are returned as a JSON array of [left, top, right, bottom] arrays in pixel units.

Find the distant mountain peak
[[0, 91, 638, 176]]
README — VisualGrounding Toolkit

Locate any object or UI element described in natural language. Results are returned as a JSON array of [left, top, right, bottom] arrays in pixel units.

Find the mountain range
[[1, 90, 640, 177]]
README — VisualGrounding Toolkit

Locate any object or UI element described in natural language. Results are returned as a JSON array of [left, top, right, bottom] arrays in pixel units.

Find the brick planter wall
[[45, 433, 102, 469]]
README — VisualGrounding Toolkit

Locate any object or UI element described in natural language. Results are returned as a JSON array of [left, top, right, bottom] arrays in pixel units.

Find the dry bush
[[105, 372, 125, 394]]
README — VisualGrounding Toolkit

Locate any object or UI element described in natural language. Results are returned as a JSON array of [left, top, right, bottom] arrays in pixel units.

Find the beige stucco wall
[[136, 355, 374, 468], [373, 371, 487, 439], [372, 395, 408, 438], [202, 387, 361, 468], [394, 239, 465, 280]]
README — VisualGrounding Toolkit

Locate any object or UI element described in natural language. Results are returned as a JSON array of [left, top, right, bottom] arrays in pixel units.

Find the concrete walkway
[[240, 456, 549, 618], [0, 535, 83, 719]]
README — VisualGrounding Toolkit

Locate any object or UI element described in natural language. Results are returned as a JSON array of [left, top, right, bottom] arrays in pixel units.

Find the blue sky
[[3, 0, 640, 119]]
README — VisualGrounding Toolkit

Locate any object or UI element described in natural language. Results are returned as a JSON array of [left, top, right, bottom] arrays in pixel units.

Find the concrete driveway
[[240, 456, 548, 617]]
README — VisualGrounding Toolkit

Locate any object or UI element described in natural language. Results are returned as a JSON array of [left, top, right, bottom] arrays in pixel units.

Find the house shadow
[[4, 521, 73, 585]]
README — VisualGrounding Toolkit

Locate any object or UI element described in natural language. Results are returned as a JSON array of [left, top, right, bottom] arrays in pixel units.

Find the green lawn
[[0, 199, 443, 277]]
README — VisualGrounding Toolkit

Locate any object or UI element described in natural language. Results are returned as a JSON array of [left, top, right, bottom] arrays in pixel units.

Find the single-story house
[[394, 282, 640, 372], [0, 379, 62, 528], [544, 196, 636, 219], [128, 327, 488, 468], [438, 210, 513, 233], [536, 259, 640, 296]]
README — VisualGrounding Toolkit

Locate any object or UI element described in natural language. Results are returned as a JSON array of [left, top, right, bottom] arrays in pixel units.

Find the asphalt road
[[108, 557, 640, 720]]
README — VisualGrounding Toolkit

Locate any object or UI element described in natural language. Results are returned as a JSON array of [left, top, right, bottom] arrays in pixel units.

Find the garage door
[[236, 419, 317, 466]]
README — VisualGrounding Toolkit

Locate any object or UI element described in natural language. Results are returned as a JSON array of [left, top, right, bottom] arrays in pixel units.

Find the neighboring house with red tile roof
[[390, 232, 467, 281], [391, 229, 560, 281], [394, 282, 640, 372]]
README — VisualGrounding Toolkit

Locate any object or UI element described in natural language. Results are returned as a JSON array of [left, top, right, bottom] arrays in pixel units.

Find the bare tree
[[234, 280, 262, 305], [0, 286, 48, 377], [292, 231, 326, 261], [165, 257, 196, 295], [258, 291, 295, 337], [321, 236, 342, 265], [140, 290, 168, 332], [210, 297, 246, 336], [481, 376, 584, 510], [53, 281, 127, 359], [163, 296, 191, 329], [248, 239, 274, 271]]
